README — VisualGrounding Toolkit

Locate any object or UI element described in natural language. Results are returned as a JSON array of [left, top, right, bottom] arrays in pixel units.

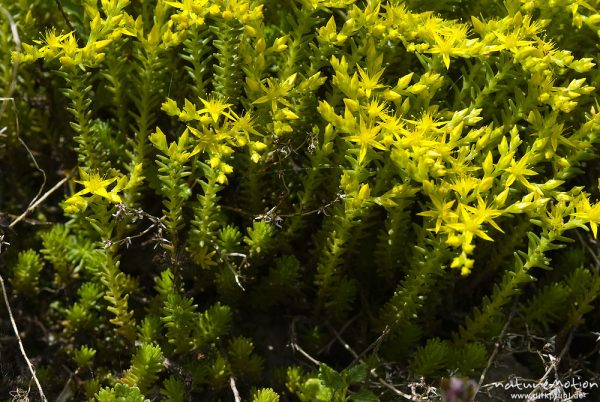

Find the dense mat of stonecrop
[[2, 0, 600, 400]]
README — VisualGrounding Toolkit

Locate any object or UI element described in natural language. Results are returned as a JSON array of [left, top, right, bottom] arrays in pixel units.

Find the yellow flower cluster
[[64, 164, 143, 214], [165, 0, 263, 35], [15, 0, 600, 279], [157, 97, 266, 184], [14, 0, 133, 67], [309, 1, 600, 275]]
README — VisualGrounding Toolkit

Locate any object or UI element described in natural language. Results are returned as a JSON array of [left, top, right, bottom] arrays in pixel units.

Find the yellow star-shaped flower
[[74, 171, 122, 203]]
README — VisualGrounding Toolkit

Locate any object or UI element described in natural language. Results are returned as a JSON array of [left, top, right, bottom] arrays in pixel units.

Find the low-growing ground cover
[[2, 0, 600, 401]]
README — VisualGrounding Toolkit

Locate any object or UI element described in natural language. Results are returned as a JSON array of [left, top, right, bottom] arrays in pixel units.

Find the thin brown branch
[[525, 330, 574, 402], [327, 323, 430, 401], [229, 376, 242, 402], [222, 252, 247, 291], [0, 5, 20, 119], [54, 0, 77, 34], [0, 274, 48, 402], [575, 230, 600, 273], [290, 317, 322, 367], [1, 214, 54, 226], [476, 298, 519, 396], [1, 96, 50, 224], [317, 315, 359, 355], [9, 175, 70, 229]]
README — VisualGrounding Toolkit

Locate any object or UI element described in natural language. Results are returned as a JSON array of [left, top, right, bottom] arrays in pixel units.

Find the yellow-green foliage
[[2, 0, 600, 400]]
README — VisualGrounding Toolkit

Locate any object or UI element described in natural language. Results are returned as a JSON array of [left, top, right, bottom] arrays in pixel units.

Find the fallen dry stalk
[[0, 274, 48, 402]]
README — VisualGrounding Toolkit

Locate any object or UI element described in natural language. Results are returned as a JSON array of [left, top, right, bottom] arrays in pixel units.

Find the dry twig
[[475, 298, 519, 399], [525, 330, 574, 402], [290, 317, 322, 367], [0, 5, 20, 118], [229, 376, 242, 402], [0, 15, 49, 393], [327, 323, 432, 401], [0, 274, 48, 402], [9, 175, 70, 229]]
